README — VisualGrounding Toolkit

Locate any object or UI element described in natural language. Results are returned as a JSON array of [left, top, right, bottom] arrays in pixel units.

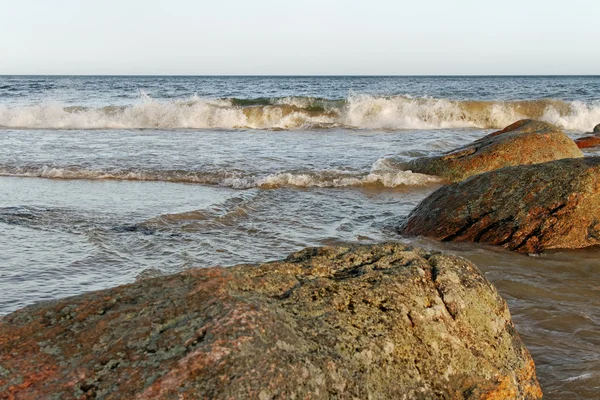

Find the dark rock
[[405, 119, 582, 182], [594, 124, 600, 133], [111, 224, 155, 235], [0, 243, 542, 399], [399, 157, 600, 254]]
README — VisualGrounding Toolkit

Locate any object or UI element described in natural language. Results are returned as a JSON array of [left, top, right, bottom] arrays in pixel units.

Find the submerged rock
[[405, 119, 583, 182], [134, 268, 164, 281], [400, 157, 600, 254], [0, 243, 541, 399]]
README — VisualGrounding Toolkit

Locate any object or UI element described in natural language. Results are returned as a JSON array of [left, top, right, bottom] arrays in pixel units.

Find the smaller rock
[[576, 124, 600, 149], [575, 135, 600, 149], [405, 119, 582, 182]]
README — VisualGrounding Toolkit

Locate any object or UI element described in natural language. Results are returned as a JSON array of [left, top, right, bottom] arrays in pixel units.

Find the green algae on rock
[[399, 157, 600, 254], [405, 119, 583, 182], [0, 243, 541, 399]]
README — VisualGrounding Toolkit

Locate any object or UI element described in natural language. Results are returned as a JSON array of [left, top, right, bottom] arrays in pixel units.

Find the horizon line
[[1, 74, 600, 78]]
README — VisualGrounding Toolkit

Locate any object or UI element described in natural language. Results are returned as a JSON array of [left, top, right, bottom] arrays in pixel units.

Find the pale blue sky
[[1, 0, 598, 75]]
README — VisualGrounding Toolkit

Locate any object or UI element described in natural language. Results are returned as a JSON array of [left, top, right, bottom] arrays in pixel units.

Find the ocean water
[[0, 75, 599, 398]]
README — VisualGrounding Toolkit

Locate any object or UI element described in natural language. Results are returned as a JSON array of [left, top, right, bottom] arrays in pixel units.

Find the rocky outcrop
[[575, 123, 600, 149], [0, 243, 541, 399], [405, 119, 583, 182], [399, 157, 600, 254]]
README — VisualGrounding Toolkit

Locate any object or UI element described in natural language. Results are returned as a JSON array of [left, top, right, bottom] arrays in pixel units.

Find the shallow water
[[0, 76, 599, 398]]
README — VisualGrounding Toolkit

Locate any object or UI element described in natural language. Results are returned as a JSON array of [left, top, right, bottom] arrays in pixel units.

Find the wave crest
[[1, 95, 599, 131]]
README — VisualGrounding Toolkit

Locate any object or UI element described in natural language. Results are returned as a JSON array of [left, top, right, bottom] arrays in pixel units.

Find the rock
[[574, 124, 600, 149], [399, 157, 600, 254], [0, 243, 542, 399], [575, 135, 600, 149], [134, 268, 163, 281], [405, 119, 583, 182]]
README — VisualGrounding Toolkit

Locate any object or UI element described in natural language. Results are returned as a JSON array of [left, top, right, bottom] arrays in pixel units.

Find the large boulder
[[399, 157, 600, 254], [405, 119, 583, 182], [0, 244, 541, 399]]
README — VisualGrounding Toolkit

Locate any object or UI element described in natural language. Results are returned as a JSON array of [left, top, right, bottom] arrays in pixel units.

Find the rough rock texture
[[0, 244, 541, 399], [400, 157, 600, 254], [405, 119, 583, 182], [575, 124, 600, 148]]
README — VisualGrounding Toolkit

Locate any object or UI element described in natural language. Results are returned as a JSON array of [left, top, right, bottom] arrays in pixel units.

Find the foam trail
[[0, 165, 443, 189], [255, 170, 443, 188], [1, 95, 598, 131]]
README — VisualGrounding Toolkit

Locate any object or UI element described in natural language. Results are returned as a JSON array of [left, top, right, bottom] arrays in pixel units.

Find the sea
[[0, 75, 599, 398]]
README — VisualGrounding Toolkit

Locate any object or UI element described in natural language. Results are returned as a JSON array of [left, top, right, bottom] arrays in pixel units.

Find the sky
[[1, 0, 598, 75]]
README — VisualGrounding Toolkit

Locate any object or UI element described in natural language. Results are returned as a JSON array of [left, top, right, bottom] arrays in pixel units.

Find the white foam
[[256, 170, 443, 188], [344, 94, 475, 129], [541, 100, 600, 131], [565, 372, 595, 382], [0, 96, 247, 130], [1, 95, 599, 131]]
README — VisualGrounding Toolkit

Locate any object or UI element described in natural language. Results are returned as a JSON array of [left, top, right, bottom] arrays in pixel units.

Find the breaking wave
[[1, 95, 599, 131], [0, 163, 443, 189]]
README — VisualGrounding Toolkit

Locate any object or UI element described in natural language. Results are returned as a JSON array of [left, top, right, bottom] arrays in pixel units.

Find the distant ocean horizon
[[2, 74, 599, 76]]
